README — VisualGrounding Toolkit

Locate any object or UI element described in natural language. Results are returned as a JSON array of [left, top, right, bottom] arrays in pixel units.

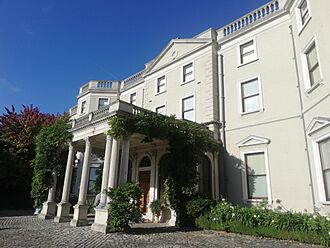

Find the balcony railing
[[69, 105, 77, 116], [79, 80, 120, 95], [219, 0, 282, 39], [70, 100, 148, 130]]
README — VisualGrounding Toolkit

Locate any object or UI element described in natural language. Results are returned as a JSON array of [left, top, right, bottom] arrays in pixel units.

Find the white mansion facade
[[39, 0, 330, 232]]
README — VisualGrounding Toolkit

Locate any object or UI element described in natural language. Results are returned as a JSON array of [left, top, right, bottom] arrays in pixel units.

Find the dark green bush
[[107, 182, 142, 232], [186, 194, 215, 219]]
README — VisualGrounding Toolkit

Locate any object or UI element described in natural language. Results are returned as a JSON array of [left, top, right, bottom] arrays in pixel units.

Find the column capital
[[84, 137, 91, 145]]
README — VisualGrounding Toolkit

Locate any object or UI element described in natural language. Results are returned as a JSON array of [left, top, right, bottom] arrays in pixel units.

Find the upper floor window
[[130, 92, 137, 105], [155, 105, 166, 115], [306, 43, 321, 86], [156, 75, 166, 94], [98, 98, 109, 109], [301, 40, 322, 92], [319, 138, 330, 201], [239, 39, 257, 65], [182, 95, 195, 121], [244, 152, 268, 199], [240, 77, 262, 114], [81, 101, 86, 114], [182, 62, 194, 84], [299, 0, 310, 26]]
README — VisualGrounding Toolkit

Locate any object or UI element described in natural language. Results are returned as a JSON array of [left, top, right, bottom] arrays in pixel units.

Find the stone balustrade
[[220, 0, 281, 38]]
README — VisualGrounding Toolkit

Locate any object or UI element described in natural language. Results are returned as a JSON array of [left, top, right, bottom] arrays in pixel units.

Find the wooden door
[[139, 171, 150, 213]]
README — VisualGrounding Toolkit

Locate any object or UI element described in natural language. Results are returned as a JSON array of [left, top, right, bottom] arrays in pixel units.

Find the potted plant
[[150, 199, 161, 223]]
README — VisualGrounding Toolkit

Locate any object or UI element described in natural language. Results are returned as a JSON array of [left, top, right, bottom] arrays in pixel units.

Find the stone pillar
[[91, 136, 120, 233], [108, 138, 120, 189], [39, 169, 58, 219], [54, 142, 75, 223], [118, 135, 130, 186], [91, 135, 113, 233], [71, 137, 91, 227]]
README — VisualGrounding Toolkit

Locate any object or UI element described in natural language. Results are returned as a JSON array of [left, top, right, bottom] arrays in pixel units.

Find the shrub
[[107, 182, 142, 232], [150, 199, 161, 215], [186, 194, 215, 219], [196, 198, 330, 246]]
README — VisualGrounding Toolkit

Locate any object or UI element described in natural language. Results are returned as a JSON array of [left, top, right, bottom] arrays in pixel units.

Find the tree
[[0, 105, 59, 209]]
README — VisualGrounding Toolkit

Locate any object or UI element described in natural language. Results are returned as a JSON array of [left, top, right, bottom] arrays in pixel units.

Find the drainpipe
[[217, 51, 227, 197], [288, 25, 316, 209]]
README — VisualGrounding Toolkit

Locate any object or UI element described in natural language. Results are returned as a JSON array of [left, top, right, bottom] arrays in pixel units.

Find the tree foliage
[[108, 112, 220, 227], [0, 105, 58, 208], [31, 119, 72, 207]]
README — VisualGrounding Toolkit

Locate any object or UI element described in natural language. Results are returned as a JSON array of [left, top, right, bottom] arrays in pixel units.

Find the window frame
[[296, 0, 312, 35], [129, 92, 137, 105], [155, 75, 167, 95], [180, 94, 195, 122], [238, 75, 264, 115], [155, 104, 166, 115], [312, 133, 330, 204], [181, 61, 195, 85], [241, 148, 272, 204], [80, 101, 87, 115], [301, 37, 323, 94], [237, 37, 258, 67], [97, 97, 109, 110], [87, 166, 99, 195]]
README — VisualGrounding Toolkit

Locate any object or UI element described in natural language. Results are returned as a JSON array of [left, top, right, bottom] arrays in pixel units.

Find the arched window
[[198, 156, 212, 197], [139, 156, 151, 167]]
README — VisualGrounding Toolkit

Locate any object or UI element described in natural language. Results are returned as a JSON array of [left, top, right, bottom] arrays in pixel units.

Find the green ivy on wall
[[31, 119, 72, 208], [108, 112, 220, 227]]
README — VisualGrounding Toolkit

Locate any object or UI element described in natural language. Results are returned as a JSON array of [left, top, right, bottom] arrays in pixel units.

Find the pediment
[[237, 135, 270, 147], [307, 117, 330, 135], [145, 39, 210, 74]]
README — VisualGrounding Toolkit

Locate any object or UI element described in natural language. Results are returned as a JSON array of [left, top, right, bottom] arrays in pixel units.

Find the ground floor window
[[319, 138, 330, 201], [87, 167, 98, 194], [244, 152, 268, 199], [198, 156, 212, 197]]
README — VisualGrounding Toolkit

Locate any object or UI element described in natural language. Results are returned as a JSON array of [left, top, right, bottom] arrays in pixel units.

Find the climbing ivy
[[108, 112, 220, 227], [31, 119, 72, 208]]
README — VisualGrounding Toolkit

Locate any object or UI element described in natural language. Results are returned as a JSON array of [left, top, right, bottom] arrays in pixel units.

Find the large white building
[[39, 0, 330, 233]]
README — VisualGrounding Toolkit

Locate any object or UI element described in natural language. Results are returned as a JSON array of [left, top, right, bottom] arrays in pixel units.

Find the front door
[[139, 171, 150, 213]]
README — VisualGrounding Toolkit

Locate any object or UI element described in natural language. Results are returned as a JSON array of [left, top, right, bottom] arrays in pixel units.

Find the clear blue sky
[[0, 0, 270, 115]]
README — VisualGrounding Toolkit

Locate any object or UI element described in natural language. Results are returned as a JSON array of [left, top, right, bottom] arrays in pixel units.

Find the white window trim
[[312, 133, 330, 204], [155, 75, 167, 95], [80, 100, 87, 115], [181, 61, 195, 85], [296, 0, 312, 36], [237, 37, 258, 67], [129, 92, 137, 105], [155, 103, 167, 116], [97, 97, 109, 109], [301, 36, 323, 94], [238, 74, 264, 115], [180, 93, 196, 122], [240, 148, 272, 204]]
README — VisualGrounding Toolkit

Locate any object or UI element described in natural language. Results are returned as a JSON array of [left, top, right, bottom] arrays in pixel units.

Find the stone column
[[108, 138, 120, 189], [71, 137, 91, 227], [54, 142, 75, 223], [118, 135, 130, 186], [91, 135, 113, 233], [39, 169, 58, 219]]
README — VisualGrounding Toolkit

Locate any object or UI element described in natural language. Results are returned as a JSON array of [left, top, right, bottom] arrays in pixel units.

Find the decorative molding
[[307, 117, 330, 135], [237, 135, 270, 147]]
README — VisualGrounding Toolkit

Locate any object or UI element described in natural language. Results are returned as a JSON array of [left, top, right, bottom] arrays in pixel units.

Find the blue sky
[[0, 0, 270, 114]]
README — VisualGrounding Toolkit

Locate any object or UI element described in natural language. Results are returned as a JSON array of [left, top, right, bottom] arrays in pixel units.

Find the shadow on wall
[[224, 152, 257, 207]]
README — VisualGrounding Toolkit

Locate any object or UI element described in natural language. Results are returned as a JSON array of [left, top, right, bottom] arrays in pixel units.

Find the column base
[[70, 204, 89, 227], [54, 202, 71, 223], [38, 201, 57, 220], [91, 207, 109, 233]]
